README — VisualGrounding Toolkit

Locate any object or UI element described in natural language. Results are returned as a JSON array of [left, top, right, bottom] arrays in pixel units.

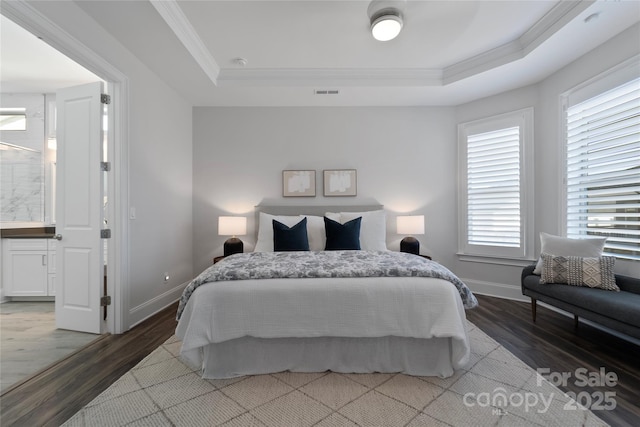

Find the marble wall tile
[[0, 94, 46, 223]]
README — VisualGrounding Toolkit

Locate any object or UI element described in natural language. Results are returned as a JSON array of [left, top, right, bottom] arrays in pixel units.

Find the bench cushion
[[523, 276, 640, 328]]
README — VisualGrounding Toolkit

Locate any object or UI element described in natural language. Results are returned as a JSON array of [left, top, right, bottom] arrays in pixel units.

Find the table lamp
[[397, 215, 425, 255], [218, 216, 247, 256]]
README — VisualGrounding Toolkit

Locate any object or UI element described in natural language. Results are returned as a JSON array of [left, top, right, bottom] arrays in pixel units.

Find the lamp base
[[224, 237, 243, 256], [400, 237, 419, 255]]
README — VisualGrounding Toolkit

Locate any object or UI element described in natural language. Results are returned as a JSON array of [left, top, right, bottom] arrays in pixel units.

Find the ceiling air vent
[[314, 90, 340, 95]]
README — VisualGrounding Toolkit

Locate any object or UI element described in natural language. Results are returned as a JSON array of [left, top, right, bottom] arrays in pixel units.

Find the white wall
[[193, 107, 456, 274], [455, 23, 640, 299], [194, 24, 640, 294], [27, 1, 194, 328], [24, 2, 639, 326]]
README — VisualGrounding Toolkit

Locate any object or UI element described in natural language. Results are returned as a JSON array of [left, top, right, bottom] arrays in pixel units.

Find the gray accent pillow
[[540, 253, 619, 291]]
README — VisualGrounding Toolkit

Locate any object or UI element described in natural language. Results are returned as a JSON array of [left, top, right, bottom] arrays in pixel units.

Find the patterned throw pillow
[[540, 253, 619, 291]]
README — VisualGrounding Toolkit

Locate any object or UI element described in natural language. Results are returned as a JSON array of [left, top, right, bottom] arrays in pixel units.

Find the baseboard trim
[[3, 296, 55, 302], [128, 281, 188, 329], [462, 278, 528, 302]]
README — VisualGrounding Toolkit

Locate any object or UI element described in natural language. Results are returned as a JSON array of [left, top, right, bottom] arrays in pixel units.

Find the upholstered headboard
[[254, 204, 383, 222], [254, 205, 384, 239], [252, 204, 386, 251]]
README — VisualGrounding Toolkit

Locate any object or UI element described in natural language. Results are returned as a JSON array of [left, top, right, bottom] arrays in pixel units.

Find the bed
[[176, 205, 478, 379]]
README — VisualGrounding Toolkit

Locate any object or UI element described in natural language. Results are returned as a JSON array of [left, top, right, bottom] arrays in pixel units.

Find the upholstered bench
[[521, 264, 640, 340]]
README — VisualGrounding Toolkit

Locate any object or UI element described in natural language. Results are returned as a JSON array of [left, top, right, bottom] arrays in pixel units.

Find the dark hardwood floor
[[466, 295, 640, 427], [0, 303, 178, 427], [1, 296, 638, 426]]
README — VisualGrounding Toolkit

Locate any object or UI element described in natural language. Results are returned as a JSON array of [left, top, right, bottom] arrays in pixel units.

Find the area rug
[[62, 322, 607, 426]]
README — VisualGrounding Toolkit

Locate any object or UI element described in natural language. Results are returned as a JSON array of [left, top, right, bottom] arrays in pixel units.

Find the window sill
[[457, 253, 536, 267]]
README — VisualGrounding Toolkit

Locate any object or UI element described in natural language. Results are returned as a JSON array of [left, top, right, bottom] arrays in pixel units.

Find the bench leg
[[531, 298, 537, 323], [574, 314, 579, 329]]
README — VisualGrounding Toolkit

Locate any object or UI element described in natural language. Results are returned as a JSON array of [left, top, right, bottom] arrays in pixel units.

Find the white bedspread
[[176, 276, 471, 372]]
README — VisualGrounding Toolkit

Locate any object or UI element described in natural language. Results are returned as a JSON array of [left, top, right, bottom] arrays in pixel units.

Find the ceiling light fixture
[[368, 0, 405, 41], [370, 9, 403, 41]]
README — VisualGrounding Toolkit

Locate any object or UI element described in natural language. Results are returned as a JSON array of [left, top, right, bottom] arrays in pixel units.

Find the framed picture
[[323, 169, 357, 197], [282, 170, 316, 197]]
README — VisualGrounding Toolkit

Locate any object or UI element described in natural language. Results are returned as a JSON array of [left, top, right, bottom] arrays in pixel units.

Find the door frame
[[2, 1, 130, 333]]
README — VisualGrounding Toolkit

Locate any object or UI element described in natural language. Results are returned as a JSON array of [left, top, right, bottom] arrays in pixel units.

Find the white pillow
[[325, 210, 388, 251], [325, 212, 341, 222], [254, 213, 304, 252], [302, 215, 326, 251], [533, 232, 607, 275]]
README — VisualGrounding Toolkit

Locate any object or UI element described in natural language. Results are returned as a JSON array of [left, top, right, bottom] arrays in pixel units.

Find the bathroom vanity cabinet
[[2, 238, 56, 297]]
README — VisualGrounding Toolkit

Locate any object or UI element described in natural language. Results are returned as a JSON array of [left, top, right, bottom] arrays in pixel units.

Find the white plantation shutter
[[566, 77, 640, 261], [458, 108, 533, 259], [467, 127, 521, 247]]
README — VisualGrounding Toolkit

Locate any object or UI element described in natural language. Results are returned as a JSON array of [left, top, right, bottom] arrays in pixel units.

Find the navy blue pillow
[[273, 217, 310, 251], [324, 216, 361, 250]]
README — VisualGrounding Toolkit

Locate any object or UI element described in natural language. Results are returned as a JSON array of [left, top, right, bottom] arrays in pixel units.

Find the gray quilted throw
[[177, 250, 478, 320]]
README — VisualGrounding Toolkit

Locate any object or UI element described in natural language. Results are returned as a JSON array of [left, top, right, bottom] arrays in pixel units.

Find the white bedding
[[176, 275, 471, 377], [198, 335, 462, 379]]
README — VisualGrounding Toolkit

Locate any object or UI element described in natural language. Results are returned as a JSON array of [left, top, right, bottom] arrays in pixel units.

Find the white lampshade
[[371, 13, 403, 41], [218, 216, 247, 236], [397, 215, 425, 235]]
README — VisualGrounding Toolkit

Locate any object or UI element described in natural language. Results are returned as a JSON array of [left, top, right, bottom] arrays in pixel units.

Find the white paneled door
[[55, 82, 104, 334]]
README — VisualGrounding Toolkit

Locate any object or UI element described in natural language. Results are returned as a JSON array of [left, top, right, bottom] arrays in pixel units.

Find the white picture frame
[[323, 169, 357, 197], [282, 170, 316, 197]]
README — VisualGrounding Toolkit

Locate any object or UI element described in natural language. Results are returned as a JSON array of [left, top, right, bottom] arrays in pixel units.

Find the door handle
[[53, 234, 63, 240]]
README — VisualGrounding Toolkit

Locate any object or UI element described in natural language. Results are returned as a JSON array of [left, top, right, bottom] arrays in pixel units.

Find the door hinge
[[101, 161, 111, 172], [101, 94, 111, 104], [101, 229, 111, 239], [100, 295, 112, 306]]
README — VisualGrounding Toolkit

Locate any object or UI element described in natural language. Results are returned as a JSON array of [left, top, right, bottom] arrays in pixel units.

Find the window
[[0, 96, 47, 223], [458, 108, 534, 260], [563, 68, 640, 261], [0, 108, 27, 131]]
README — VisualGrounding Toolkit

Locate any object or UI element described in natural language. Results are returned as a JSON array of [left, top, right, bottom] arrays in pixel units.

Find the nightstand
[[399, 251, 432, 260], [398, 252, 432, 260]]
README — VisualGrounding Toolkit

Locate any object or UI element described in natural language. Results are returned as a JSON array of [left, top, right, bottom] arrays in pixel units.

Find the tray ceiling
[[2, 0, 639, 106]]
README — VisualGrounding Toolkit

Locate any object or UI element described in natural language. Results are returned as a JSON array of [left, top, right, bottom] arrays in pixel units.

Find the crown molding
[[520, 0, 595, 55], [154, 0, 592, 89], [443, 39, 526, 85], [0, 0, 125, 83], [217, 68, 443, 87], [149, 0, 220, 85], [443, 0, 594, 85]]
